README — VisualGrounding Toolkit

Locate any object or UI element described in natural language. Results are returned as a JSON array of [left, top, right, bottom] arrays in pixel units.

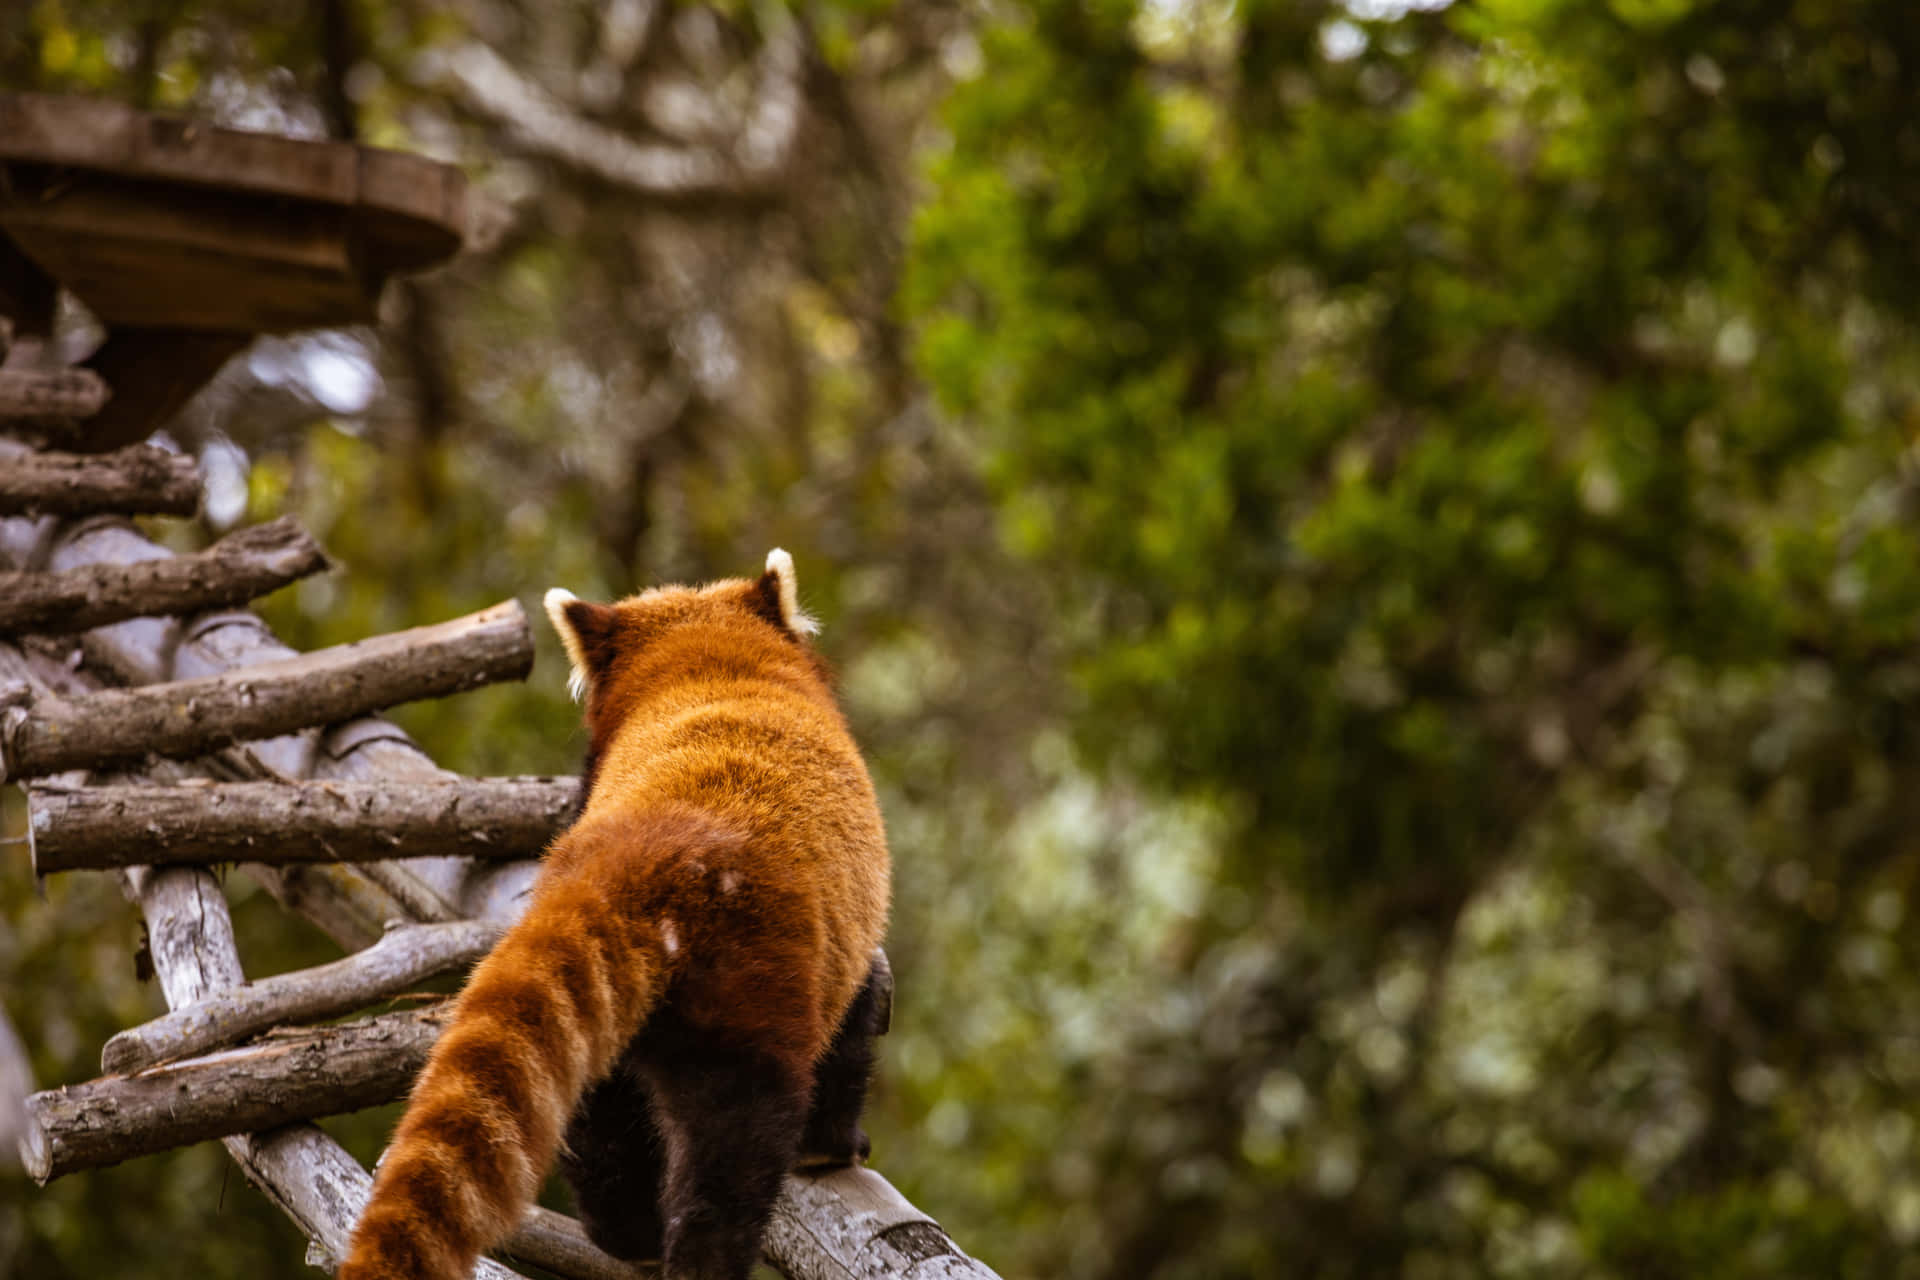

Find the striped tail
[[339, 810, 720, 1280]]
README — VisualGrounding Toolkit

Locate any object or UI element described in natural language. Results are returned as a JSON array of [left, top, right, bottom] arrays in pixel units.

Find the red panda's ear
[[543, 589, 616, 701], [754, 549, 819, 639]]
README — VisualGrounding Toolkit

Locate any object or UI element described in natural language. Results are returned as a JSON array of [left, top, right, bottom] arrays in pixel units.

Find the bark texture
[[0, 442, 200, 516], [505, 1207, 657, 1280], [22, 1007, 448, 1183], [0, 367, 109, 420], [31, 776, 577, 874], [0, 514, 327, 635], [101, 919, 502, 1074], [767, 1167, 1001, 1280], [0, 599, 533, 780]]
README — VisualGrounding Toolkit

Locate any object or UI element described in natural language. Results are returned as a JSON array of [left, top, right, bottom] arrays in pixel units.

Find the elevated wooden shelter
[[0, 93, 992, 1280]]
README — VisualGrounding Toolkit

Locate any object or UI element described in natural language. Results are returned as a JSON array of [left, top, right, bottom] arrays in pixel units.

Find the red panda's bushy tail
[[338, 808, 727, 1280]]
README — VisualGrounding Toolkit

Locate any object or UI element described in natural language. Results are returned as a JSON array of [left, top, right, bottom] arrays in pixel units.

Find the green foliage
[[908, 0, 1920, 1273]]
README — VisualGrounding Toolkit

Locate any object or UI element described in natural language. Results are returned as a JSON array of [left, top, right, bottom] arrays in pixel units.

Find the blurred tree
[[910, 0, 1920, 1275]]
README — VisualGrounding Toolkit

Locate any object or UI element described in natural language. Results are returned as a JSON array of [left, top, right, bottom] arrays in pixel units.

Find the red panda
[[338, 550, 892, 1280]]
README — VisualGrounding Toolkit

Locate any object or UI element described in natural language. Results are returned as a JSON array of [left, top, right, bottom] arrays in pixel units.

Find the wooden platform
[[0, 92, 465, 333], [0, 92, 468, 448]]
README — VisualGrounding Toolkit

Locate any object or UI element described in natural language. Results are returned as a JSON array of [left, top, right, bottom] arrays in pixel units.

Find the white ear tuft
[[764, 548, 819, 636], [543, 588, 591, 701]]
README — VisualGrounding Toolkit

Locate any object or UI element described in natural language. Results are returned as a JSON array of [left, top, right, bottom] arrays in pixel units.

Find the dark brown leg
[[637, 1012, 811, 1280], [798, 955, 890, 1169], [557, 1068, 667, 1262]]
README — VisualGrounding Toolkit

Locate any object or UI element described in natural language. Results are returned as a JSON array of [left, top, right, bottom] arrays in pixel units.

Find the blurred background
[[6, 0, 1920, 1276]]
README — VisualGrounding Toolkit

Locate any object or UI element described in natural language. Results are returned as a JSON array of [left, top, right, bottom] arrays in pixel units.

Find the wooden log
[[20, 1006, 447, 1184], [505, 1207, 656, 1280], [104, 837, 522, 1277], [30, 776, 576, 875], [0, 367, 108, 420], [0, 510, 533, 935], [767, 1166, 1003, 1280], [0, 515, 327, 635], [224, 1126, 527, 1280], [0, 599, 533, 781], [0, 442, 200, 517], [100, 919, 503, 1074]]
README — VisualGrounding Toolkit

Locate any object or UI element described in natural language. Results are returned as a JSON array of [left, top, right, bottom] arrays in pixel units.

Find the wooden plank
[[0, 92, 464, 267], [3, 173, 367, 333]]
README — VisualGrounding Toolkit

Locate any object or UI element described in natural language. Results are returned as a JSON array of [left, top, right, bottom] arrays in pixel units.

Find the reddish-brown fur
[[339, 561, 890, 1280]]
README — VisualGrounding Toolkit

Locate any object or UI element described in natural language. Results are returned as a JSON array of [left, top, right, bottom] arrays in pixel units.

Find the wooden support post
[[20, 1006, 447, 1184], [29, 776, 577, 874], [0, 442, 201, 517], [0, 599, 534, 781], [101, 919, 503, 1074], [0, 515, 328, 635], [78, 329, 246, 452]]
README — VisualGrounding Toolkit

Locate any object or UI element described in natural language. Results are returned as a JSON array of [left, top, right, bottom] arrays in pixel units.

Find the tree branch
[[0, 367, 109, 420], [766, 1166, 999, 1280], [505, 1206, 656, 1280], [0, 599, 534, 781], [100, 919, 502, 1074], [23, 1006, 448, 1184], [29, 776, 577, 874], [0, 515, 327, 635], [228, 1125, 534, 1278], [0, 442, 200, 517], [430, 9, 805, 200]]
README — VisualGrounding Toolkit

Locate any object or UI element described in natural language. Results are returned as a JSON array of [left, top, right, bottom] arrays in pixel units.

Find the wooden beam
[[100, 919, 503, 1074], [0, 442, 200, 516], [29, 776, 576, 875], [0, 515, 327, 635], [0, 599, 534, 781]]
